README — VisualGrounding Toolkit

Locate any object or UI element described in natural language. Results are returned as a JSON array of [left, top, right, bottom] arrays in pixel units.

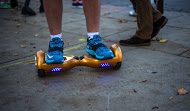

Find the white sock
[[50, 33, 62, 41], [88, 32, 99, 40]]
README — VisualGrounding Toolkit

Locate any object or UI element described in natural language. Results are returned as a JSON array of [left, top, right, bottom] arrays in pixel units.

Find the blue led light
[[51, 67, 62, 72], [100, 63, 111, 68]]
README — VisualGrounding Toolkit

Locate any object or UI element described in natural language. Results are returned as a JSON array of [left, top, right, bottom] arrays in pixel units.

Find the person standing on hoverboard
[[44, 0, 114, 64]]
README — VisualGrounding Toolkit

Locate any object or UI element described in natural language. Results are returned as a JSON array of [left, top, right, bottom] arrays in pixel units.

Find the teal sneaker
[[86, 35, 114, 60], [46, 37, 64, 64]]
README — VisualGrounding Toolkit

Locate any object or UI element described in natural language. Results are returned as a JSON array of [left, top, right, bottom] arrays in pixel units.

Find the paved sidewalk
[[0, 0, 190, 111]]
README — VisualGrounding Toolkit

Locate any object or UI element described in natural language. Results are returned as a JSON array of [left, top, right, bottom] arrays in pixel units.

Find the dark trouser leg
[[39, 0, 44, 13], [24, 0, 30, 8], [130, 0, 162, 39]]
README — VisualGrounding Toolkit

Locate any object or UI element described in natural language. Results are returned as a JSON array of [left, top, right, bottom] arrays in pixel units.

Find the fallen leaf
[[33, 21, 39, 24], [178, 87, 188, 95], [10, 9, 14, 12], [159, 83, 163, 86], [141, 80, 147, 82], [29, 61, 35, 64], [88, 102, 93, 106], [118, 19, 127, 23], [161, 50, 165, 53], [79, 39, 85, 42], [152, 106, 159, 109], [4, 18, 19, 22], [80, 89, 83, 92], [133, 89, 137, 93], [107, 15, 113, 18], [20, 45, 26, 48], [37, 88, 44, 92], [169, 96, 173, 99], [16, 24, 21, 27], [157, 38, 168, 43], [13, 31, 18, 34], [34, 34, 39, 37], [13, 53, 19, 56]]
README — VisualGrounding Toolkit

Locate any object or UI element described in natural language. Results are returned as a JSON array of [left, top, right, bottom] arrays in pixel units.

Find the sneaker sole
[[86, 48, 113, 60], [86, 48, 104, 60], [119, 42, 151, 46], [46, 59, 64, 64], [151, 18, 168, 38]]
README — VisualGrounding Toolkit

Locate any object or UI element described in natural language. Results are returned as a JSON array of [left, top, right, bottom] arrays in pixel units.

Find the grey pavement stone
[[142, 26, 190, 55], [142, 40, 189, 56], [164, 11, 184, 19], [181, 50, 190, 58], [166, 12, 190, 29], [157, 26, 190, 48]]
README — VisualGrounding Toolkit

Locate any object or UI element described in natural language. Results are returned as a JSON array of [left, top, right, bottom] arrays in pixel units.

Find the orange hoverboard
[[36, 44, 122, 77]]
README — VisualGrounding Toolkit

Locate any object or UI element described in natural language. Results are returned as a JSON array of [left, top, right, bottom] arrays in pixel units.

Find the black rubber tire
[[38, 69, 45, 77], [113, 62, 122, 70]]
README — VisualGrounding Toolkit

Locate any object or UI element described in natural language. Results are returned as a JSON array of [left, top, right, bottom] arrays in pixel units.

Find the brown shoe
[[151, 16, 168, 38], [119, 36, 151, 46]]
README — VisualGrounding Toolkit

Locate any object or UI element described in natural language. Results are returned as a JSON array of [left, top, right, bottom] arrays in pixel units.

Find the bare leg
[[83, 0, 100, 32], [44, 0, 63, 35]]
